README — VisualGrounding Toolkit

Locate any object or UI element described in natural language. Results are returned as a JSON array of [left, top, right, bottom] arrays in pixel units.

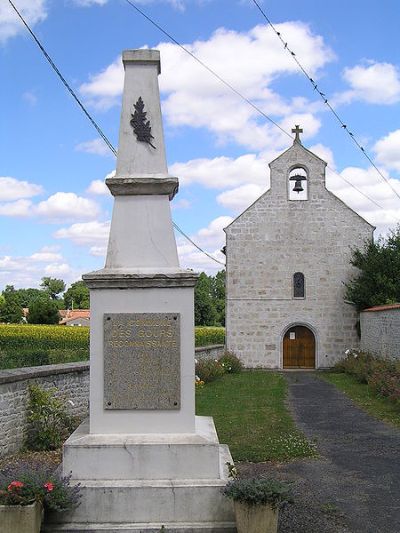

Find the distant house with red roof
[[59, 309, 90, 327]]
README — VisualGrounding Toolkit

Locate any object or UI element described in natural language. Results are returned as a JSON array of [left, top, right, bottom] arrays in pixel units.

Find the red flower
[[7, 480, 24, 491], [44, 482, 54, 492]]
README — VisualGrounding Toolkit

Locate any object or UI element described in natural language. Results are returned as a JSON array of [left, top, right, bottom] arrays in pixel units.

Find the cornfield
[[0, 324, 225, 370]]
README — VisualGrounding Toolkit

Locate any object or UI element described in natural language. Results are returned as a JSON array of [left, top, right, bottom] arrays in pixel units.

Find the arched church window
[[288, 167, 308, 201], [293, 272, 305, 298]]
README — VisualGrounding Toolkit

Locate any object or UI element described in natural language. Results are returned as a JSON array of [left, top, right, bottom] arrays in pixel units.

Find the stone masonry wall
[[225, 142, 374, 368], [195, 344, 225, 361], [0, 345, 225, 458], [360, 309, 400, 359], [0, 363, 89, 459]]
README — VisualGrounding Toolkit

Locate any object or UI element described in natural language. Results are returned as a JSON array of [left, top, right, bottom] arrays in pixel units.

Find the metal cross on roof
[[292, 125, 303, 144]]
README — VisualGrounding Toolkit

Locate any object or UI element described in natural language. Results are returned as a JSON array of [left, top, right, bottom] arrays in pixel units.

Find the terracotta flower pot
[[234, 501, 278, 533], [0, 501, 43, 533]]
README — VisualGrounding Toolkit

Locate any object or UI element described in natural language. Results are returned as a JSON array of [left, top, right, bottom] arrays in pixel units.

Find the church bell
[[289, 174, 307, 193]]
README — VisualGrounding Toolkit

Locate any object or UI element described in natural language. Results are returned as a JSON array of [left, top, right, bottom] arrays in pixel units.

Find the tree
[[27, 297, 60, 325], [212, 270, 226, 326], [64, 280, 90, 309], [195, 273, 218, 326], [0, 285, 23, 323], [14, 287, 44, 308], [40, 277, 66, 300], [345, 226, 400, 310]]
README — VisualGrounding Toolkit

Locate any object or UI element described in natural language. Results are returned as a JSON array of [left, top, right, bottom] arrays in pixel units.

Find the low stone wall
[[0, 362, 89, 459], [0, 345, 225, 459], [195, 344, 225, 361], [360, 306, 400, 359]]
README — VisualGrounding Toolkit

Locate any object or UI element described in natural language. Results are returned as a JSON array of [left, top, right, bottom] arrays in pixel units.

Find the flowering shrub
[[0, 461, 80, 510], [195, 375, 205, 388], [26, 384, 79, 451], [335, 350, 400, 407], [218, 351, 243, 374], [195, 358, 225, 383]]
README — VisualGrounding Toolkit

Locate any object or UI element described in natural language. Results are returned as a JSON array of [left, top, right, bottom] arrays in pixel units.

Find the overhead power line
[[8, 0, 117, 157], [250, 0, 400, 204], [8, 0, 225, 268], [122, 0, 400, 222], [123, 0, 291, 140]]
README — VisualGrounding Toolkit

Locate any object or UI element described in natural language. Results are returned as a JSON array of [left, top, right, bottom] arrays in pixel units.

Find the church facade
[[224, 129, 374, 369]]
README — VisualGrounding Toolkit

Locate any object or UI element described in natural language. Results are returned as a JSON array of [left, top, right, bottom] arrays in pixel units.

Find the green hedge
[[0, 324, 225, 370]]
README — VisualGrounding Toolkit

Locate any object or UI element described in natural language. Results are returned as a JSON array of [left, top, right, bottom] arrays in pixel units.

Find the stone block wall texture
[[360, 307, 400, 359], [0, 346, 224, 458], [225, 142, 374, 368], [195, 344, 225, 361], [0, 363, 89, 459]]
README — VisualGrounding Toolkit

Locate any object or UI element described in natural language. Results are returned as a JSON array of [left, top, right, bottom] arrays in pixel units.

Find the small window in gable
[[293, 272, 305, 298], [288, 167, 308, 201]]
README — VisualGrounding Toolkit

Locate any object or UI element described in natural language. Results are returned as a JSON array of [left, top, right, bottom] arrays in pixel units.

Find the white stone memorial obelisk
[[47, 50, 235, 532]]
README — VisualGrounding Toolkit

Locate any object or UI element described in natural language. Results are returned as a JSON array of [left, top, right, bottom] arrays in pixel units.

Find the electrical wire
[[7, 0, 117, 157], [7, 0, 225, 268], [250, 0, 400, 203], [123, 0, 291, 140], [122, 0, 400, 222]]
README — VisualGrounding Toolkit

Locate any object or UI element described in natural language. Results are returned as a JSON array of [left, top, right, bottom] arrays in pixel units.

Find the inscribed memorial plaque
[[103, 313, 180, 410]]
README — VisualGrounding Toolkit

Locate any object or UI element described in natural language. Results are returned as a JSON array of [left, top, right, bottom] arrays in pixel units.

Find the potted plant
[[222, 477, 293, 533], [0, 461, 80, 533]]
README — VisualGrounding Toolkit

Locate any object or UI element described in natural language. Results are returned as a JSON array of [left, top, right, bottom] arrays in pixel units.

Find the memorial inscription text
[[104, 313, 180, 410]]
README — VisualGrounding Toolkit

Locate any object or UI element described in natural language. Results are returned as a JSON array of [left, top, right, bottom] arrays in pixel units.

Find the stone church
[[224, 127, 374, 369]]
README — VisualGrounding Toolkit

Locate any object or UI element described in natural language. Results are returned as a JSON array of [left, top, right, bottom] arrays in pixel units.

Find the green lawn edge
[[196, 370, 316, 462], [320, 372, 400, 428]]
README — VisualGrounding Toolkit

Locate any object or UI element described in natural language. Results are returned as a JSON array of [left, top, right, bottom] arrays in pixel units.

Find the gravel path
[[240, 372, 400, 533]]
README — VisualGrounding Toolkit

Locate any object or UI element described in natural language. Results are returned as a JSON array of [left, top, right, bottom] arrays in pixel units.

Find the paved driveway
[[241, 372, 400, 533]]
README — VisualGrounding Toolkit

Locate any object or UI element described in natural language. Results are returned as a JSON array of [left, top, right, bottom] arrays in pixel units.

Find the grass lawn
[[196, 370, 316, 462], [321, 372, 400, 428]]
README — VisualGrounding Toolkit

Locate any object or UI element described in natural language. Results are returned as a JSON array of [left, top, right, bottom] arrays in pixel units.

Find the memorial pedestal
[[46, 417, 235, 532]]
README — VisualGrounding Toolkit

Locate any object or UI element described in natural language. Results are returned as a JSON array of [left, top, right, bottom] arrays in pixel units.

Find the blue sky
[[1, 0, 400, 290]]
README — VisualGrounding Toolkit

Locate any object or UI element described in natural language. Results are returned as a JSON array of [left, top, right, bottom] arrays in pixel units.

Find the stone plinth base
[[45, 417, 236, 532]]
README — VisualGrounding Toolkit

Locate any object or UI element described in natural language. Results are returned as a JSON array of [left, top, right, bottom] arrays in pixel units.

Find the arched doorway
[[283, 325, 315, 368]]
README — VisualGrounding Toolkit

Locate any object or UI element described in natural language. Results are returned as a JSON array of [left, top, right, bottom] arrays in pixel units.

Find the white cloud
[[0, 199, 33, 217], [44, 263, 71, 276], [72, 0, 108, 6], [89, 245, 107, 256], [0, 247, 74, 289], [76, 138, 112, 157], [80, 57, 123, 109], [172, 198, 191, 210], [176, 216, 230, 273], [54, 220, 110, 246], [0, 0, 47, 43], [308, 143, 335, 170], [340, 61, 400, 105], [79, 22, 333, 149], [171, 153, 268, 189], [0, 177, 43, 201], [30, 249, 63, 262], [35, 192, 100, 222], [326, 165, 400, 236], [86, 179, 111, 195], [217, 184, 266, 212], [373, 129, 400, 173], [73, 0, 187, 7]]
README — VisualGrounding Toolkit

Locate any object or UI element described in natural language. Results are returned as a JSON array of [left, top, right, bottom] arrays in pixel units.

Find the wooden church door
[[283, 326, 315, 368]]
